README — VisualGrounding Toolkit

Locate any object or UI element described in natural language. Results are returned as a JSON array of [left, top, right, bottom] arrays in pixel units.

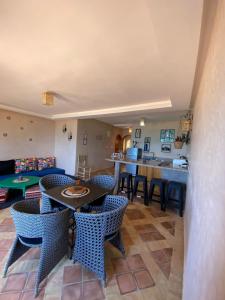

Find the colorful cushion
[[25, 185, 41, 200], [37, 156, 56, 171], [0, 188, 9, 202], [15, 158, 37, 174]]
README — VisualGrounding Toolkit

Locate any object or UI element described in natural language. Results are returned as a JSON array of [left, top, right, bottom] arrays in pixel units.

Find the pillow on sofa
[[0, 160, 15, 175], [15, 157, 37, 174], [37, 156, 56, 171]]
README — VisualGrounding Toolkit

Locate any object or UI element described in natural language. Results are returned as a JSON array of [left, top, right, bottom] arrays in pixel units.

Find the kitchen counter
[[106, 158, 189, 173], [106, 157, 188, 192]]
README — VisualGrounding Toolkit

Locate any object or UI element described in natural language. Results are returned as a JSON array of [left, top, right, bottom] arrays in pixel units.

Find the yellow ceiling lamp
[[42, 92, 54, 106]]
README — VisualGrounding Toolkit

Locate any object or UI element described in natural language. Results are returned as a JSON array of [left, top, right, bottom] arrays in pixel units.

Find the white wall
[[77, 119, 122, 171], [54, 119, 78, 175], [183, 0, 225, 299], [0, 109, 55, 160], [131, 120, 189, 159]]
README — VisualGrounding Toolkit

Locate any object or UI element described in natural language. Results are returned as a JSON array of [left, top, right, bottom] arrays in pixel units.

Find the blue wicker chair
[[39, 174, 75, 213], [3, 199, 70, 297], [73, 195, 128, 284], [85, 175, 116, 212]]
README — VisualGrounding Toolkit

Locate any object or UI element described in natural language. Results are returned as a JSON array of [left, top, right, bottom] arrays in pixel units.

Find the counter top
[[106, 158, 189, 173]]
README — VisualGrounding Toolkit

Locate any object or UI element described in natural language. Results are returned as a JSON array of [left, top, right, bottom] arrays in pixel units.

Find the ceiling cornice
[[0, 99, 172, 120]]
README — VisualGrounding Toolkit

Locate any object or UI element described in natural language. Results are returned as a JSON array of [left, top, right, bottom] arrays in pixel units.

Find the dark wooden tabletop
[[42, 183, 110, 211]]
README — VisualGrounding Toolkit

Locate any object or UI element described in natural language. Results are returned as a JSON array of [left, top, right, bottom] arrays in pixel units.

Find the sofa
[[0, 157, 65, 180]]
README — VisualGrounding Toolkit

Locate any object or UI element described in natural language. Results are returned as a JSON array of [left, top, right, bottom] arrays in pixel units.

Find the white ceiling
[[0, 0, 203, 119]]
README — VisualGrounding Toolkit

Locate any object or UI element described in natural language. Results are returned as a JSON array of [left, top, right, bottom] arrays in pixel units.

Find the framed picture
[[161, 143, 171, 153], [144, 137, 151, 152], [135, 128, 142, 138], [160, 129, 175, 143]]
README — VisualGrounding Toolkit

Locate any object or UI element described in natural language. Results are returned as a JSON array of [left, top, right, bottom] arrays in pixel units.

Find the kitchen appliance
[[126, 148, 142, 176]]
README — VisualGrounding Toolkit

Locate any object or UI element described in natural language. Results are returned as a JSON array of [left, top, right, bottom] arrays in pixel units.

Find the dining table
[[42, 182, 110, 211]]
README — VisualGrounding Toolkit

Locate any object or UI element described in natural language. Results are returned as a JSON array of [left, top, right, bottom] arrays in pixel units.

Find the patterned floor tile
[[83, 280, 105, 300], [116, 273, 137, 295], [161, 221, 176, 236], [62, 283, 82, 300], [126, 254, 145, 271], [126, 209, 146, 220], [0, 292, 21, 300], [133, 270, 155, 289], [2, 273, 27, 292], [0, 182, 183, 300], [63, 265, 82, 285]]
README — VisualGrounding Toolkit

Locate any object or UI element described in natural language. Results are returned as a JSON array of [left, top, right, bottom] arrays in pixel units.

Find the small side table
[[0, 176, 40, 197]]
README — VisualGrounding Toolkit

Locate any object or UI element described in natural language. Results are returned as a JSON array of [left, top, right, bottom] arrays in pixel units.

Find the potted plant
[[174, 135, 185, 149]]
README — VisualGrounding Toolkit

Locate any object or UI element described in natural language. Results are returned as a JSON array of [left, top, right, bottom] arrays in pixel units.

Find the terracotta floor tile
[[83, 267, 98, 281], [1, 218, 13, 225], [151, 248, 172, 265], [126, 254, 146, 271], [63, 265, 82, 285], [83, 280, 105, 300], [111, 257, 129, 274], [0, 239, 13, 250], [126, 210, 145, 220], [2, 273, 27, 292], [0, 292, 21, 300], [134, 224, 157, 233], [161, 221, 175, 230], [139, 231, 165, 242], [20, 288, 45, 300], [0, 225, 15, 232], [159, 262, 171, 279], [116, 273, 137, 295], [0, 250, 7, 262], [61, 283, 82, 300], [133, 270, 155, 289], [25, 271, 47, 290], [146, 208, 169, 218], [20, 248, 40, 261]]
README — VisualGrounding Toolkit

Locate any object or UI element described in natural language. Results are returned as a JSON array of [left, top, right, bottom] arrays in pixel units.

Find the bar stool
[[165, 181, 185, 217], [133, 175, 148, 205], [148, 178, 167, 210], [117, 172, 133, 201]]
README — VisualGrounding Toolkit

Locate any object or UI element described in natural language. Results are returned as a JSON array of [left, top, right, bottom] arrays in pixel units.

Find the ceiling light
[[42, 92, 54, 106], [140, 118, 145, 127], [128, 128, 132, 133]]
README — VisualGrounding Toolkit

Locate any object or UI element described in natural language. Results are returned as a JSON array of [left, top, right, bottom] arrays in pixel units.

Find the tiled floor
[[0, 196, 184, 300]]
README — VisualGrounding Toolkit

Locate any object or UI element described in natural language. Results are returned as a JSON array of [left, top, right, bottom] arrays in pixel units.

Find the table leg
[[22, 188, 26, 198], [113, 161, 120, 194]]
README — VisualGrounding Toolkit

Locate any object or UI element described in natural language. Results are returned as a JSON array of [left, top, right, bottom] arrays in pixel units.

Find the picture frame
[[144, 137, 151, 152], [135, 128, 142, 138], [161, 143, 171, 153], [160, 129, 175, 143]]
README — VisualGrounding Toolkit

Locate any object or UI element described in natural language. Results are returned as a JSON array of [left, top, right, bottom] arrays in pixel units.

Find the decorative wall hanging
[[62, 124, 67, 133], [6, 116, 11, 120], [68, 131, 72, 141], [160, 129, 175, 143], [29, 138, 33, 142], [20, 127, 24, 130], [30, 120, 34, 123], [161, 143, 171, 153], [3, 133, 7, 137], [135, 128, 141, 138], [144, 137, 151, 152], [83, 134, 87, 145]]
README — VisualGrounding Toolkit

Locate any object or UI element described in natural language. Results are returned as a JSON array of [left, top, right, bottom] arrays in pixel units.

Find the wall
[[131, 120, 189, 159], [54, 119, 78, 175], [76, 119, 122, 171], [0, 109, 55, 160], [183, 0, 225, 299]]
